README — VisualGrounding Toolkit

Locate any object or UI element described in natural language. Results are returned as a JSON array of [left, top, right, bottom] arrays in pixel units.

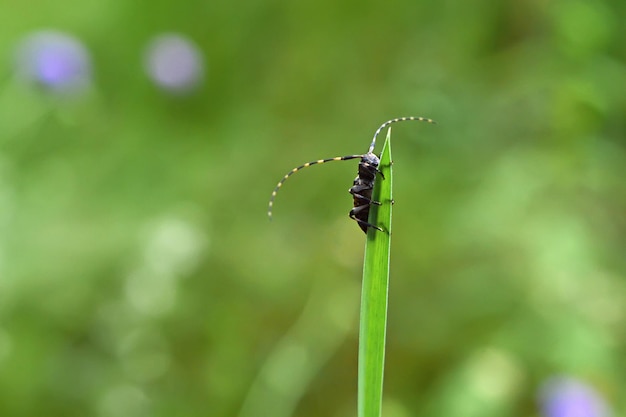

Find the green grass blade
[[358, 128, 393, 417]]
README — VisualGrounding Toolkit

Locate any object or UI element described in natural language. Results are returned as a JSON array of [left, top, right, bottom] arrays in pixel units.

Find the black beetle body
[[268, 117, 435, 233]]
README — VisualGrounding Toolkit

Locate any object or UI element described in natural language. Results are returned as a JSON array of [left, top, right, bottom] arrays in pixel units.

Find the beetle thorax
[[358, 152, 380, 181]]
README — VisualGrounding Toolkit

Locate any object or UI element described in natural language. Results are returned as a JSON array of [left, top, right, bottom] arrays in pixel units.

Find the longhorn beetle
[[268, 117, 436, 233]]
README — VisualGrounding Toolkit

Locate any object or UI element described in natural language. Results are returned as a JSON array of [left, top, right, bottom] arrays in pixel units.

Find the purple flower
[[143, 33, 204, 94], [14, 30, 92, 92], [539, 376, 611, 417]]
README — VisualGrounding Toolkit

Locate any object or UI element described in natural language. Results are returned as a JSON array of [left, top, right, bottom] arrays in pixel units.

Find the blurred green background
[[1, 1, 625, 416]]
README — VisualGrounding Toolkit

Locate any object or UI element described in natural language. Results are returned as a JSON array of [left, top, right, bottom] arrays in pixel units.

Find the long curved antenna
[[268, 155, 363, 220], [368, 116, 436, 153]]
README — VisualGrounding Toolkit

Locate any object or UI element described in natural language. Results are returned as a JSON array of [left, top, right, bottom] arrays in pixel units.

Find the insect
[[268, 117, 436, 233]]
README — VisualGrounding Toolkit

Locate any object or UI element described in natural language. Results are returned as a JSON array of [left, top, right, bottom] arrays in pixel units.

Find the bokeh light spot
[[539, 376, 611, 417], [14, 30, 92, 92], [98, 384, 150, 417], [142, 216, 208, 277], [144, 33, 204, 94], [125, 267, 176, 317]]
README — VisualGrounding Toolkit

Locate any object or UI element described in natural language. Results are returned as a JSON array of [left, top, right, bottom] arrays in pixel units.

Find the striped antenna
[[368, 116, 436, 153], [268, 155, 363, 220]]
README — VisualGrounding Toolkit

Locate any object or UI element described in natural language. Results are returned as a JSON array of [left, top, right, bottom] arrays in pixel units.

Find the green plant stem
[[358, 128, 393, 417]]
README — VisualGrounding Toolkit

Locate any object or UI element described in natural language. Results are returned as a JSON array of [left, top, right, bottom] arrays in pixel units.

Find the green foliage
[[359, 130, 393, 417]]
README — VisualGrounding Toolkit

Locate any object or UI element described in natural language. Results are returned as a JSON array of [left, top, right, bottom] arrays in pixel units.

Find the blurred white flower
[[143, 33, 204, 94]]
